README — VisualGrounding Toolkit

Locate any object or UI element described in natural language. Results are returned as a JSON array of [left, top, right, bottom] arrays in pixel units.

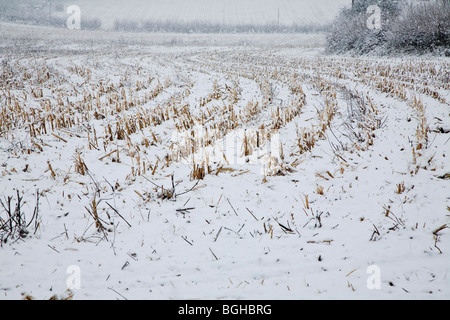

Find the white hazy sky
[[72, 0, 352, 28]]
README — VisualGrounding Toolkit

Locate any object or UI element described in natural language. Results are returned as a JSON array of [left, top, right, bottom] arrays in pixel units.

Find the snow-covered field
[[0, 22, 449, 300]]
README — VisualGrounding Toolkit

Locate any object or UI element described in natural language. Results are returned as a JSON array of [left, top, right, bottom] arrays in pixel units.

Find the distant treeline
[[327, 0, 450, 55], [112, 19, 331, 34]]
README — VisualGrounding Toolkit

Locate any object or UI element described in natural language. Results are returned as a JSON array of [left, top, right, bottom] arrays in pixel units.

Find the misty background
[[0, 0, 351, 32]]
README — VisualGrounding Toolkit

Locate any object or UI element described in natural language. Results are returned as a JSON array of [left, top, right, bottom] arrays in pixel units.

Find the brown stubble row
[[1, 51, 443, 183]]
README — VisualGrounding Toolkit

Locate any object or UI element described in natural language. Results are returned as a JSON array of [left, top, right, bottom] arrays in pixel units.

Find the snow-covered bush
[[326, 0, 398, 54], [326, 6, 377, 54], [327, 0, 449, 55], [385, 2, 450, 53]]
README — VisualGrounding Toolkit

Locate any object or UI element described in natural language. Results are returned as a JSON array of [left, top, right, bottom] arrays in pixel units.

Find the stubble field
[[0, 22, 449, 300]]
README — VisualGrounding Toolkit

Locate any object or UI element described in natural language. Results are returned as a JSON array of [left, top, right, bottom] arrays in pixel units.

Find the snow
[[0, 22, 449, 300]]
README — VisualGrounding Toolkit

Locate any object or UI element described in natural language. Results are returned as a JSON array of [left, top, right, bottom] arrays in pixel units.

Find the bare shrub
[[0, 190, 40, 245]]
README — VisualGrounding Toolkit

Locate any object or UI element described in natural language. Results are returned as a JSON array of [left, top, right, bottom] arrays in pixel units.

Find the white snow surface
[[0, 23, 449, 300]]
